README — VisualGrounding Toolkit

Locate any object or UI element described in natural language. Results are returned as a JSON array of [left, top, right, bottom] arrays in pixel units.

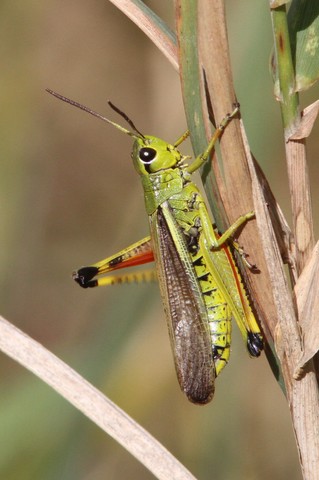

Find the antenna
[[108, 101, 145, 138], [46, 89, 143, 140]]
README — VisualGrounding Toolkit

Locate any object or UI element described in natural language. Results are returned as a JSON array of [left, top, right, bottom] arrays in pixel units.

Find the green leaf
[[288, 0, 319, 91]]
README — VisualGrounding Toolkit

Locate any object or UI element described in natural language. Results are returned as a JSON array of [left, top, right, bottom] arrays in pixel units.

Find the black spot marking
[[109, 256, 124, 267]]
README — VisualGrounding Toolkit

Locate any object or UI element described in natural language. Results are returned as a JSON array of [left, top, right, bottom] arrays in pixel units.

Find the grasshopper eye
[[139, 147, 157, 164]]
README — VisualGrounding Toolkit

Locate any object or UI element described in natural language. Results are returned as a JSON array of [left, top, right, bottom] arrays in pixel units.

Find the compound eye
[[139, 147, 157, 164]]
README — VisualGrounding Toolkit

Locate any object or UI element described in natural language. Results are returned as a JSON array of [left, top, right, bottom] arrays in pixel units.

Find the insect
[[47, 89, 263, 404]]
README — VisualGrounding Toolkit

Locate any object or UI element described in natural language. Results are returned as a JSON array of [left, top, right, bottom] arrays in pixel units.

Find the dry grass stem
[[0, 315, 197, 480]]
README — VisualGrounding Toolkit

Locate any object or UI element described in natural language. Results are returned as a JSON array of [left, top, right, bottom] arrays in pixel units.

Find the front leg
[[186, 104, 240, 174]]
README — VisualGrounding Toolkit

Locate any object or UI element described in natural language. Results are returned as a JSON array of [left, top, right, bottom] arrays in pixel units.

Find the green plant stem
[[175, 0, 230, 229], [271, 4, 315, 273], [271, 5, 300, 136]]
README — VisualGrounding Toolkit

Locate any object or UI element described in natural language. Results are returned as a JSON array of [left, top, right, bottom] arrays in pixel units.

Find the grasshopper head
[[46, 91, 183, 177], [132, 136, 182, 176]]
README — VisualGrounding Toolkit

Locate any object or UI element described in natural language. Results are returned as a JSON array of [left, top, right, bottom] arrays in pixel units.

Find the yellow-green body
[[131, 134, 262, 403], [69, 101, 263, 404]]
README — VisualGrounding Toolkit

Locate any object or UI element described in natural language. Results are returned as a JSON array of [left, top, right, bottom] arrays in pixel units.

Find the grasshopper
[[47, 89, 263, 404]]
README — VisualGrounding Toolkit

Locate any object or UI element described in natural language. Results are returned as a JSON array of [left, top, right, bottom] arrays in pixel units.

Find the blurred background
[[1, 1, 318, 479]]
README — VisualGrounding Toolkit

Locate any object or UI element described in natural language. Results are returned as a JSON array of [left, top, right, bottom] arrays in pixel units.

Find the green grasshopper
[[47, 89, 263, 404]]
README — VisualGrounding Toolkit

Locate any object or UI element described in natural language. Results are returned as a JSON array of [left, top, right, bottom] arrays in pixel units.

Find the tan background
[[1, 1, 318, 479]]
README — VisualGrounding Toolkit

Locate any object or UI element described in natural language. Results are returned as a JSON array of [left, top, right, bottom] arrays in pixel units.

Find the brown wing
[[150, 205, 215, 404]]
